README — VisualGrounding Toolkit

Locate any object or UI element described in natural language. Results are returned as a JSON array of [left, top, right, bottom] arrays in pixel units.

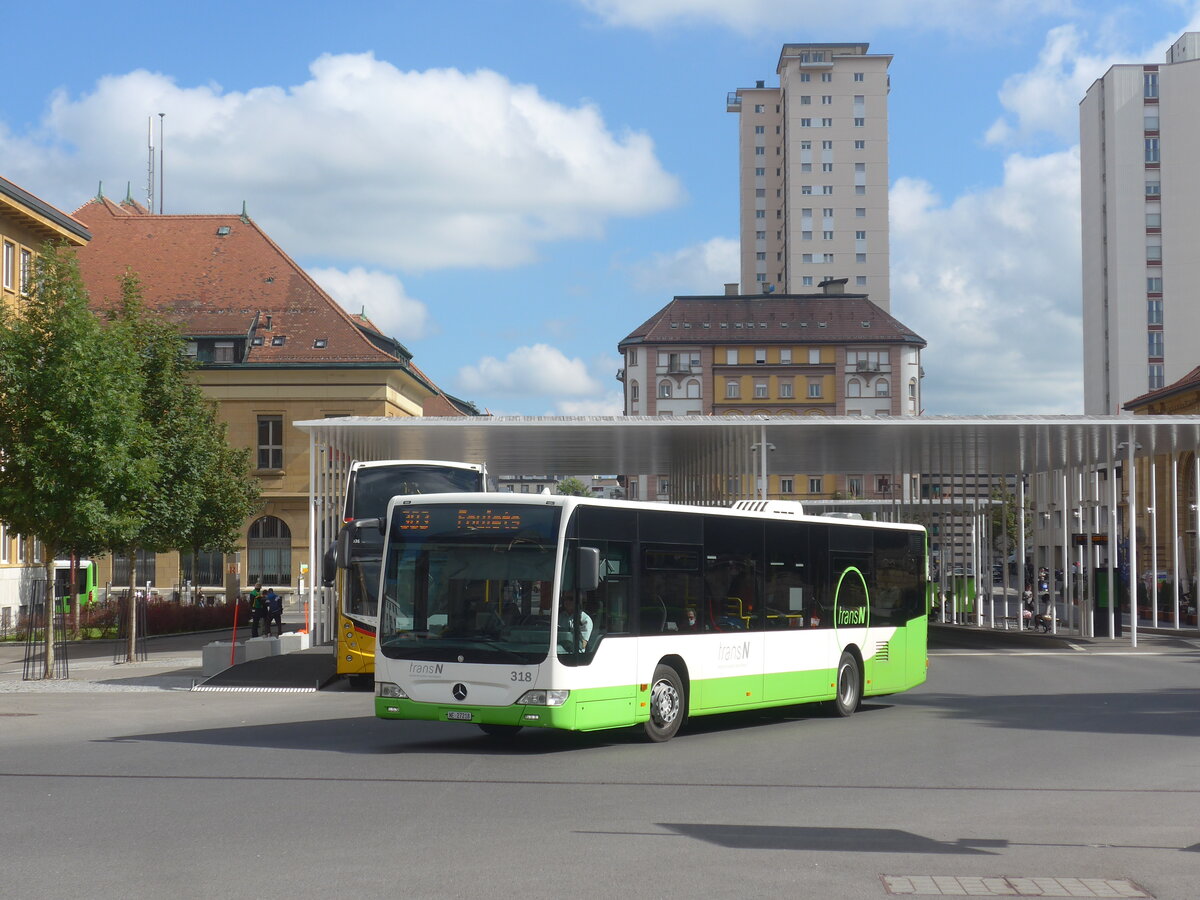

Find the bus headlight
[[517, 689, 569, 707], [378, 682, 408, 699]]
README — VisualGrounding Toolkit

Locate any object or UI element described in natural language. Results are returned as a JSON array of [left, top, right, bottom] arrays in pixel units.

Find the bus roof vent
[[822, 511, 863, 520], [731, 500, 805, 516]]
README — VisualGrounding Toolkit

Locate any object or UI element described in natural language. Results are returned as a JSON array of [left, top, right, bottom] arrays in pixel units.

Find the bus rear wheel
[[479, 724, 523, 737], [645, 664, 686, 742], [827, 651, 861, 717]]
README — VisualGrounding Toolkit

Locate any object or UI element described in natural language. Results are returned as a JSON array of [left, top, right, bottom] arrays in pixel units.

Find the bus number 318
[[510, 671, 533, 683]]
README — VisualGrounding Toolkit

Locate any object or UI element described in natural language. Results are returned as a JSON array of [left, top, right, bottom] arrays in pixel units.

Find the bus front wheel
[[645, 664, 686, 742], [828, 651, 861, 717]]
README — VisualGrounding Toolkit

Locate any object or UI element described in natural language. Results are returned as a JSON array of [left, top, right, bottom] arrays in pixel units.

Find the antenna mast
[[146, 116, 155, 212]]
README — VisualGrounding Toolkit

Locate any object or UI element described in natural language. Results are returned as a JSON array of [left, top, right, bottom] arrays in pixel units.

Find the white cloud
[[578, 0, 1071, 34], [457, 344, 603, 397], [308, 267, 431, 342], [3, 54, 683, 271], [629, 236, 738, 295], [986, 10, 1200, 145], [890, 149, 1083, 414], [550, 391, 625, 416]]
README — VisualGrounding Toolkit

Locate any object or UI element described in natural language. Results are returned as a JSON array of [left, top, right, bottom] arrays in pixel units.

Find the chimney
[[818, 277, 848, 295], [724, 283, 739, 296]]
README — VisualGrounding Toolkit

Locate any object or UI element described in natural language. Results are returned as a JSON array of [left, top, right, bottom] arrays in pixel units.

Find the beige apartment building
[[617, 280, 924, 502], [0, 176, 92, 631], [1081, 32, 1200, 414], [727, 42, 891, 309], [71, 192, 470, 605]]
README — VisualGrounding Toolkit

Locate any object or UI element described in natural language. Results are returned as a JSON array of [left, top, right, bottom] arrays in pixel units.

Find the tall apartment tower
[[1081, 32, 1200, 414], [727, 43, 892, 310]]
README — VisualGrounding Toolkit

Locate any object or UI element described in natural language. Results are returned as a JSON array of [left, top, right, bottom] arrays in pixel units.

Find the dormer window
[[216, 226, 231, 236], [251, 336, 264, 346], [313, 339, 328, 349], [271, 335, 286, 347]]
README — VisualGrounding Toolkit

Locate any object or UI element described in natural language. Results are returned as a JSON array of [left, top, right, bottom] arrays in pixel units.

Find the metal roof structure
[[295, 414, 1200, 477]]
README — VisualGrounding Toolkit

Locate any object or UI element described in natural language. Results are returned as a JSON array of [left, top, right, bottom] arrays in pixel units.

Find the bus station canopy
[[295, 414, 1200, 478]]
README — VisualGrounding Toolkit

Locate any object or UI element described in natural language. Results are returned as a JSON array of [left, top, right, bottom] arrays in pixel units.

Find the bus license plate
[[446, 710, 473, 721]]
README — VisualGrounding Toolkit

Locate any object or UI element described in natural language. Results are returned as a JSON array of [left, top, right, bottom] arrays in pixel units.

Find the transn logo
[[837, 606, 866, 626]]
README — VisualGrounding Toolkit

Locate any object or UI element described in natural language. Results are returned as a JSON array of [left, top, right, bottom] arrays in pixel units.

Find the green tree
[[108, 273, 259, 659], [555, 476, 591, 496], [0, 245, 149, 677]]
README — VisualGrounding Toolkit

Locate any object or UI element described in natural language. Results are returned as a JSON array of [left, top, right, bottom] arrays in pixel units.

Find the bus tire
[[828, 651, 861, 717], [645, 664, 686, 742], [479, 724, 523, 737]]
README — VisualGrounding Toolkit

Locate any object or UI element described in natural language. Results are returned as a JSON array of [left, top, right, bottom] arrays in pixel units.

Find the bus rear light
[[378, 682, 408, 699], [517, 689, 569, 707]]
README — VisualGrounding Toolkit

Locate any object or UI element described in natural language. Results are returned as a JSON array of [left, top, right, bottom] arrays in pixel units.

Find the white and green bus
[[364, 494, 928, 741]]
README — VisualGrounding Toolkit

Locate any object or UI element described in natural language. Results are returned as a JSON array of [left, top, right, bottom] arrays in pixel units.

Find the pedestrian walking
[[249, 582, 265, 638], [265, 587, 283, 637]]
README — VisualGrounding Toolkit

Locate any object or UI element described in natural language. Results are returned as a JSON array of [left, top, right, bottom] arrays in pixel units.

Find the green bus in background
[[53, 559, 97, 613]]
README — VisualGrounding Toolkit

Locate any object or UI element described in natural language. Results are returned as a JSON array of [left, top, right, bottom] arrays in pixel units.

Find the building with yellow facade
[[0, 176, 91, 631], [71, 192, 474, 606], [617, 279, 925, 502]]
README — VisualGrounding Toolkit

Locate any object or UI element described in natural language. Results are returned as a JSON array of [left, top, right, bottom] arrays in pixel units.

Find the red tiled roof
[[1124, 364, 1200, 410], [72, 197, 401, 366], [619, 293, 926, 347]]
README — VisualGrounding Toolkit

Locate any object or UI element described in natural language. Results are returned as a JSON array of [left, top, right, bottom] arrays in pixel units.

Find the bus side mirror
[[579, 547, 601, 592]]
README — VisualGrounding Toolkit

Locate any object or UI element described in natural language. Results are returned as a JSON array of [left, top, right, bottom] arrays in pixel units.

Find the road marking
[[881, 874, 1152, 897]]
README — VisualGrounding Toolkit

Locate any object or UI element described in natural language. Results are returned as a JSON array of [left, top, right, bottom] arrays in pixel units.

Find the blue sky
[[5, 0, 1199, 415]]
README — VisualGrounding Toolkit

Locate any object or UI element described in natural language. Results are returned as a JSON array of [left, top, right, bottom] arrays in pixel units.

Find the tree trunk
[[41, 546, 57, 679], [125, 553, 138, 663], [68, 554, 80, 639]]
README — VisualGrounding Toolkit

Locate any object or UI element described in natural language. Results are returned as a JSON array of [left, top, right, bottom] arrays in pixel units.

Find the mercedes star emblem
[[452, 683, 468, 701]]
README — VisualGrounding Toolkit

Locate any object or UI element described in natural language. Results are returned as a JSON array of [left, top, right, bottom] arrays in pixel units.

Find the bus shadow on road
[[656, 823, 1000, 854]]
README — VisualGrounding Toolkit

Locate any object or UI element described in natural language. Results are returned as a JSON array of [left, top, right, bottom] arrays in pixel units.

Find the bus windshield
[[347, 465, 484, 521], [378, 503, 561, 666]]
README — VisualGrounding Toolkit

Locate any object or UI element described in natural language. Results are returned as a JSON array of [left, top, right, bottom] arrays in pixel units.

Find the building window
[[875, 378, 890, 396], [854, 72, 864, 82], [800, 95, 811, 105], [1146, 211, 1161, 228], [821, 73, 832, 82], [855, 230, 866, 240], [822, 162, 833, 172], [847, 378, 862, 398], [800, 118, 811, 127], [1144, 111, 1160, 131], [755, 348, 766, 364], [181, 550, 225, 587], [848, 475, 863, 497], [780, 349, 792, 364], [754, 125, 765, 134], [755, 210, 766, 219], [780, 478, 794, 494], [726, 380, 740, 399], [854, 140, 865, 149], [1148, 331, 1163, 357], [657, 380, 672, 399], [856, 276, 867, 286], [756, 230, 766, 239], [1146, 179, 1160, 195], [823, 230, 834, 240], [19, 249, 31, 295], [876, 475, 891, 494], [1147, 239, 1162, 260], [855, 207, 866, 217], [854, 117, 865, 127], [800, 73, 811, 82], [808, 477, 823, 494], [113, 550, 156, 588], [755, 272, 767, 282], [628, 480, 639, 500], [821, 118, 833, 127], [779, 381, 793, 398], [856, 253, 867, 263], [755, 146, 765, 156], [628, 348, 638, 366], [754, 382, 768, 398], [802, 276, 813, 286], [686, 379, 701, 399], [1145, 138, 1159, 163], [801, 185, 812, 195], [1149, 364, 1164, 390], [807, 380, 822, 398], [1, 242, 12, 290], [1144, 72, 1158, 98], [257, 415, 284, 469], [821, 95, 833, 105], [725, 349, 738, 365], [822, 185, 833, 195], [1147, 276, 1163, 293], [248, 515, 292, 586]]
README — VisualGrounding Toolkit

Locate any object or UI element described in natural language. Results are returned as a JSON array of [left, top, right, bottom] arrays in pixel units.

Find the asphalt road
[[1, 632, 1197, 900]]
